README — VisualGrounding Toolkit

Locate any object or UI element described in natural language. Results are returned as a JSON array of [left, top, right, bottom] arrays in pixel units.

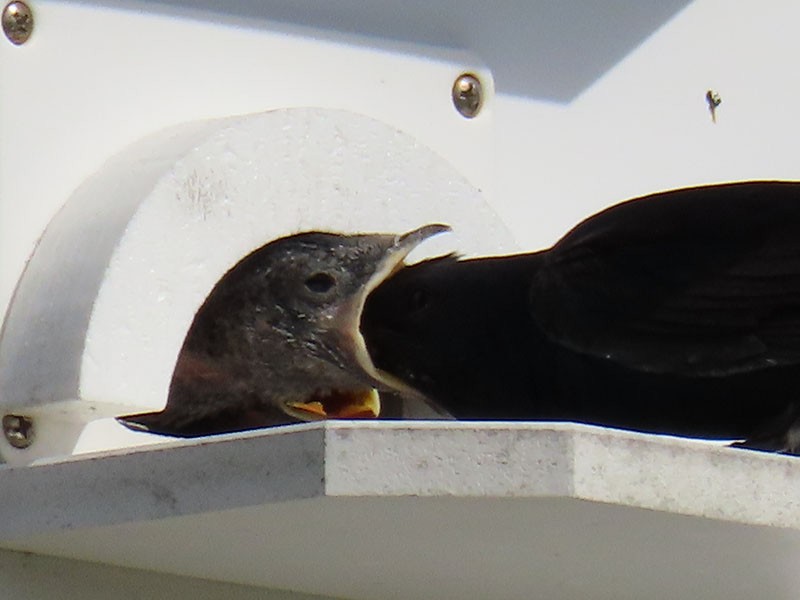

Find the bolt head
[[452, 73, 483, 119], [3, 414, 34, 449], [3, 1, 33, 45]]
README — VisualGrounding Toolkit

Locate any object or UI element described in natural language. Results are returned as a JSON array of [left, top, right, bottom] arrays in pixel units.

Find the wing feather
[[530, 181, 800, 375]]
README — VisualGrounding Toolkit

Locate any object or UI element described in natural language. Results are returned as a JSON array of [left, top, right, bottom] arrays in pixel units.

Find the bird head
[[233, 223, 451, 421], [117, 224, 450, 436]]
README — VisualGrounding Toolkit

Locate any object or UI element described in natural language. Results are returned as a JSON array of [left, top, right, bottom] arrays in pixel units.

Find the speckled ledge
[[1, 422, 799, 600]]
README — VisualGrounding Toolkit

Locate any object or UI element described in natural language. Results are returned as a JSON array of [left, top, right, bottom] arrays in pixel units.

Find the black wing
[[529, 181, 800, 376]]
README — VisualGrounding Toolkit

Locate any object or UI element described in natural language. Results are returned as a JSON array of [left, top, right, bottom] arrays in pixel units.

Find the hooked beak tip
[[395, 224, 452, 249]]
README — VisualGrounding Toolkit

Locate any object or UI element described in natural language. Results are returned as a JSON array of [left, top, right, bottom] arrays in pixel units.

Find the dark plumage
[[361, 181, 800, 453], [119, 224, 448, 437]]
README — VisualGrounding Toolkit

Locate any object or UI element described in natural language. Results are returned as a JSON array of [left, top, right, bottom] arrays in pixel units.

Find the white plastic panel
[[2, 422, 799, 600], [0, 107, 514, 465], [0, 0, 493, 325], [493, 1, 800, 247]]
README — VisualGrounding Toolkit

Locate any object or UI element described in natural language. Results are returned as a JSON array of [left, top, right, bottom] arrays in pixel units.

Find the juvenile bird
[[361, 181, 800, 454], [119, 224, 448, 436]]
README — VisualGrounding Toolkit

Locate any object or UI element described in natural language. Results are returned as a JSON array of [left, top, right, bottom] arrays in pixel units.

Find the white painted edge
[[1, 421, 797, 542]]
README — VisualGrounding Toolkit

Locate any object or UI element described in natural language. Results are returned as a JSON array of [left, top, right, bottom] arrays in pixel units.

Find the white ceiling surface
[[2, 422, 800, 600], [113, 0, 693, 102]]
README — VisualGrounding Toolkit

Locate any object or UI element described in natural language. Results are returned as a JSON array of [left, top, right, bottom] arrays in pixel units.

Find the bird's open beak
[[283, 224, 450, 421], [285, 388, 381, 421]]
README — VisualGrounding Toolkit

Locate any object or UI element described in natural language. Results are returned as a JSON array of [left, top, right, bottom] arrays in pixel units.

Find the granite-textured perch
[[2, 421, 798, 599]]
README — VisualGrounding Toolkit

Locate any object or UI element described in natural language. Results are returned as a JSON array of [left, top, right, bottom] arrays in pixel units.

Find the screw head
[[452, 73, 483, 119], [3, 1, 33, 46], [3, 414, 34, 449]]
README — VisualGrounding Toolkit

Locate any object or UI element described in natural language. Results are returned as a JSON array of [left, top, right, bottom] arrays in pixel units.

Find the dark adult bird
[[361, 181, 800, 454], [119, 224, 448, 436]]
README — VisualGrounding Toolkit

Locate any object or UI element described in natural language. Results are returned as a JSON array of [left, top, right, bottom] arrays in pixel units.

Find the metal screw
[[452, 73, 483, 118], [2, 1, 33, 45], [706, 89, 722, 123], [3, 414, 34, 449]]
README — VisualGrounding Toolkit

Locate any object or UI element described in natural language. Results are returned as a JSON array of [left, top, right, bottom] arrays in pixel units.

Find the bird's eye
[[304, 272, 336, 294]]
